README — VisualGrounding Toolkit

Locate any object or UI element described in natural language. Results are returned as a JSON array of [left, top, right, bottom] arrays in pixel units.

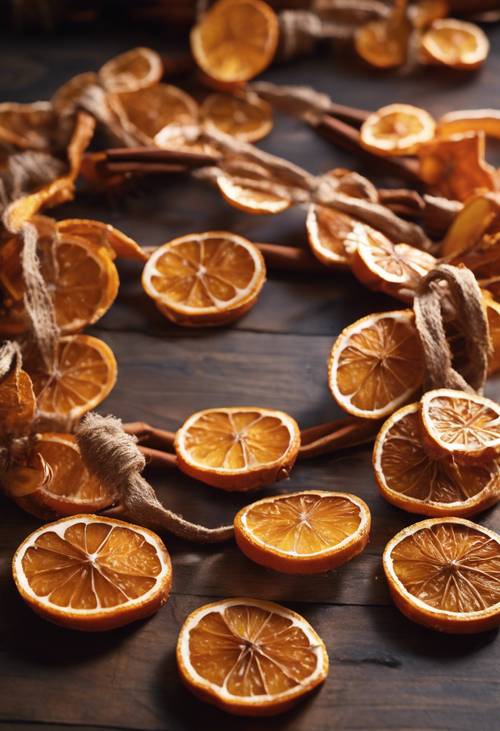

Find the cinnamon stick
[[256, 243, 326, 273], [123, 421, 176, 450], [105, 146, 219, 167], [139, 446, 177, 468], [299, 418, 380, 459]]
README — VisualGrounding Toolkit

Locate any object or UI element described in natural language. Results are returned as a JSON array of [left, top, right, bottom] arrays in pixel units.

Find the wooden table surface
[[1, 21, 500, 731]]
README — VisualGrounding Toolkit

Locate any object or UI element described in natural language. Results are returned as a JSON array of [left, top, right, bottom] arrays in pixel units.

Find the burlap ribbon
[[414, 264, 491, 394], [76, 413, 234, 543]]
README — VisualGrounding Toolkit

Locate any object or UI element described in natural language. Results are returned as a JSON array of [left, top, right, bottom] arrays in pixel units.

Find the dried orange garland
[[1, 25, 500, 723]]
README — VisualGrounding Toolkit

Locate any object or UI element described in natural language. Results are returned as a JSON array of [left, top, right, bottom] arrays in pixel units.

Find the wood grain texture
[[1, 21, 500, 731]]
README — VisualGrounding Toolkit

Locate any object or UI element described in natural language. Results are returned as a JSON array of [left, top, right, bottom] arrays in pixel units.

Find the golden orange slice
[[12, 515, 172, 631], [216, 160, 292, 215], [329, 310, 424, 419], [383, 517, 500, 633], [234, 490, 371, 574], [373, 403, 500, 518], [306, 205, 374, 268], [438, 109, 500, 141], [441, 193, 500, 258], [354, 10, 411, 69], [191, 0, 279, 83], [142, 232, 266, 326], [110, 83, 199, 145], [6, 434, 116, 519], [421, 19, 489, 70], [56, 218, 147, 262], [201, 91, 273, 142], [0, 225, 119, 335], [98, 47, 163, 93], [175, 407, 300, 491], [351, 234, 437, 303], [28, 334, 117, 421], [0, 101, 55, 150], [51, 72, 99, 115], [419, 388, 500, 462], [360, 104, 436, 157], [177, 598, 328, 715]]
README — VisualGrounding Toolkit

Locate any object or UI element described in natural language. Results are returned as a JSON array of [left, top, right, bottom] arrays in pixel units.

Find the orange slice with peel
[[12, 514, 172, 631], [142, 232, 266, 327], [110, 83, 199, 145], [56, 218, 147, 262], [441, 193, 500, 258], [352, 234, 437, 303], [0, 101, 55, 150], [176, 597, 328, 715], [201, 91, 273, 142], [98, 47, 163, 93], [234, 490, 371, 574], [27, 334, 117, 422], [216, 160, 292, 215], [373, 403, 500, 518], [0, 223, 119, 335], [51, 72, 99, 115], [175, 407, 300, 491], [6, 434, 116, 519], [421, 19, 489, 70], [191, 0, 279, 84], [383, 517, 500, 633], [329, 310, 424, 420], [419, 388, 500, 463], [306, 205, 374, 268], [360, 104, 435, 157], [438, 109, 500, 141], [354, 7, 411, 69]]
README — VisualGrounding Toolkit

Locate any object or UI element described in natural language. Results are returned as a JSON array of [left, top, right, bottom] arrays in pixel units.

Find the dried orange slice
[[177, 598, 328, 715], [360, 104, 435, 157], [234, 490, 371, 574], [142, 232, 266, 327], [12, 515, 172, 631], [175, 407, 300, 491], [0, 101, 55, 150], [419, 388, 500, 462], [441, 193, 500, 258], [191, 0, 279, 84], [51, 72, 99, 115], [354, 8, 411, 69], [383, 517, 500, 633], [0, 342, 35, 436], [216, 160, 292, 215], [201, 92, 273, 142], [56, 219, 147, 262], [0, 224, 119, 335], [374, 403, 500, 517], [438, 109, 500, 141], [421, 19, 489, 70], [306, 205, 374, 268], [110, 84, 199, 145], [27, 334, 117, 421], [352, 234, 437, 303], [418, 132, 497, 202], [329, 310, 424, 420], [99, 47, 163, 93]]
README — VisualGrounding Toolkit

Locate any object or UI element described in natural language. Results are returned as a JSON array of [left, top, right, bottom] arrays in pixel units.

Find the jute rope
[[414, 264, 491, 394], [76, 413, 234, 543]]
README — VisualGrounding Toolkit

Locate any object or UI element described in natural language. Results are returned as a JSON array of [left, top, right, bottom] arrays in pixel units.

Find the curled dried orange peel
[[234, 490, 371, 573], [306, 205, 375, 268], [374, 403, 500, 518], [383, 518, 500, 633], [142, 231, 266, 327], [329, 310, 424, 420], [191, 0, 279, 84], [12, 515, 172, 631], [177, 598, 328, 715], [360, 104, 436, 157], [175, 407, 300, 490], [438, 109, 500, 141]]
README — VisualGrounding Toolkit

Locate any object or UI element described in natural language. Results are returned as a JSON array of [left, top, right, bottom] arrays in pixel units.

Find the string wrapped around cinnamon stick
[[76, 412, 234, 543], [414, 263, 491, 394]]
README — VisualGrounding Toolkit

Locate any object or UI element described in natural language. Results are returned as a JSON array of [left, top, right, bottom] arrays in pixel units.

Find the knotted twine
[[76, 412, 234, 543], [414, 263, 491, 394], [193, 127, 430, 248]]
